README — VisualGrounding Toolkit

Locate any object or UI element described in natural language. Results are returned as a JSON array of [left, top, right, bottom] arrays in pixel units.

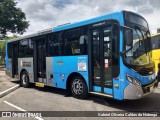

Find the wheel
[[71, 76, 88, 99], [20, 71, 30, 88]]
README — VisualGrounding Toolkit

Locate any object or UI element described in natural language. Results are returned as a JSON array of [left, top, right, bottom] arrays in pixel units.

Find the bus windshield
[[124, 26, 152, 66]]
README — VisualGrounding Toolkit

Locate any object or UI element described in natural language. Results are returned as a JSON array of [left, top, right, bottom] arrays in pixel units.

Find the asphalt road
[[0, 84, 160, 120]]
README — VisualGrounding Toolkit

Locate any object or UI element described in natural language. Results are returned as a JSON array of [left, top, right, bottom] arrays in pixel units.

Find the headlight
[[126, 75, 141, 86]]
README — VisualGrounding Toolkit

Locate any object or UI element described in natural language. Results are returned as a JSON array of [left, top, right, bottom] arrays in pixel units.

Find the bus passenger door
[[91, 26, 113, 96], [34, 39, 46, 84], [12, 43, 18, 78]]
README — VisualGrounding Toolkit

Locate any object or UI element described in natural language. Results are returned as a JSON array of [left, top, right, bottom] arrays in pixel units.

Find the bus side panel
[[112, 58, 125, 100], [112, 28, 124, 100], [53, 55, 88, 89], [6, 58, 13, 77], [18, 58, 34, 83], [46, 57, 54, 87], [62, 55, 89, 88], [52, 56, 63, 88]]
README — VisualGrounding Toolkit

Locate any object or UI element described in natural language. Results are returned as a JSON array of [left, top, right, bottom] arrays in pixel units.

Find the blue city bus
[[5, 11, 158, 100]]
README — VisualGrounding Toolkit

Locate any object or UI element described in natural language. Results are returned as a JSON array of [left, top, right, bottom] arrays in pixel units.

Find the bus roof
[[9, 10, 125, 42], [53, 11, 124, 32], [8, 28, 52, 42]]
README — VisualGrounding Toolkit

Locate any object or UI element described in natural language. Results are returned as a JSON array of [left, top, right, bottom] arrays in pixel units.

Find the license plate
[[35, 83, 45, 87], [150, 86, 154, 91]]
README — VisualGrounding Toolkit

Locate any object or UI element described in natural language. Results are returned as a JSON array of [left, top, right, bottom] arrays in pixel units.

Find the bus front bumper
[[124, 80, 158, 100]]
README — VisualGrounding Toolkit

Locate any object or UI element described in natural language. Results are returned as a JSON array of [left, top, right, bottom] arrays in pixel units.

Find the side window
[[93, 30, 100, 68], [8, 43, 12, 58], [93, 30, 100, 58], [63, 27, 88, 55], [103, 28, 112, 58], [63, 28, 81, 55], [151, 35, 160, 50], [48, 33, 61, 56], [19, 39, 33, 57], [48, 34, 54, 56], [28, 39, 33, 57], [19, 39, 28, 57], [80, 27, 88, 55]]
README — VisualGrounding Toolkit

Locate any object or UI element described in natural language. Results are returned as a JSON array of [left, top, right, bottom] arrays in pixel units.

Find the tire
[[71, 76, 88, 99], [20, 71, 30, 88]]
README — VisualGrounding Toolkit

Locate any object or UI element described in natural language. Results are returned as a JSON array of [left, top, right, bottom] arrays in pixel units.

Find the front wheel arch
[[20, 70, 30, 88], [66, 73, 88, 99]]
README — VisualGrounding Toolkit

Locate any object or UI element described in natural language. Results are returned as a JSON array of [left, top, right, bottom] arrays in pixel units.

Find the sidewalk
[[0, 67, 20, 98]]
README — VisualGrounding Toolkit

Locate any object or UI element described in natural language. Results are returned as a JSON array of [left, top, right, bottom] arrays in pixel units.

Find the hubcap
[[72, 79, 83, 95], [22, 74, 27, 85]]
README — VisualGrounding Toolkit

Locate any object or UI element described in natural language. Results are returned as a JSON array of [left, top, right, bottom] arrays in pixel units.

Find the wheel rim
[[72, 78, 83, 95], [22, 74, 27, 85]]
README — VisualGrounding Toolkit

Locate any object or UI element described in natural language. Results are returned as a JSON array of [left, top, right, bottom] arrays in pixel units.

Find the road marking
[[4, 101, 26, 111], [0, 85, 20, 98], [4, 101, 43, 120]]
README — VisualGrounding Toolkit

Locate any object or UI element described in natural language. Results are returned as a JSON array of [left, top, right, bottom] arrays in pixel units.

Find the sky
[[17, 0, 160, 36]]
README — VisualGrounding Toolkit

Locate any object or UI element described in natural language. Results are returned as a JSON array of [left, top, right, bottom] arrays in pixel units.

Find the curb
[[0, 85, 20, 98]]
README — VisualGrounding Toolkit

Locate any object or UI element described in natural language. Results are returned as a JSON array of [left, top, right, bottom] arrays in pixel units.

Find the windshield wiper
[[120, 46, 133, 56]]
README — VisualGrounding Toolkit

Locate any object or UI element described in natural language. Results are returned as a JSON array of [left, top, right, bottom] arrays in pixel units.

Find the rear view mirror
[[125, 29, 133, 46]]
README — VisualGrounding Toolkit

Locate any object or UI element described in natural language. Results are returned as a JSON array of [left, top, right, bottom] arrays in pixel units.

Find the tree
[[0, 0, 29, 38], [0, 41, 6, 65]]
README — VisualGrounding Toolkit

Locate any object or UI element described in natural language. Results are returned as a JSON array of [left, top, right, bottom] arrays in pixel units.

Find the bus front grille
[[139, 67, 154, 75]]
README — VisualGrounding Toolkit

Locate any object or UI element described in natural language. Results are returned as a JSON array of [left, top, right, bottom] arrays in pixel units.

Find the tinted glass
[[103, 29, 111, 57], [124, 28, 152, 65], [8, 43, 12, 58], [151, 35, 160, 50], [125, 13, 148, 28], [92, 30, 100, 85], [63, 27, 88, 55], [103, 28, 112, 87], [48, 33, 61, 56], [28, 39, 33, 56], [19, 39, 33, 57]]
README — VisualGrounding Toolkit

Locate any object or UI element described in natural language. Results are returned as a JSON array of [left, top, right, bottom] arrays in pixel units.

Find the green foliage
[[0, 0, 29, 37], [0, 35, 18, 65], [0, 41, 5, 65]]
